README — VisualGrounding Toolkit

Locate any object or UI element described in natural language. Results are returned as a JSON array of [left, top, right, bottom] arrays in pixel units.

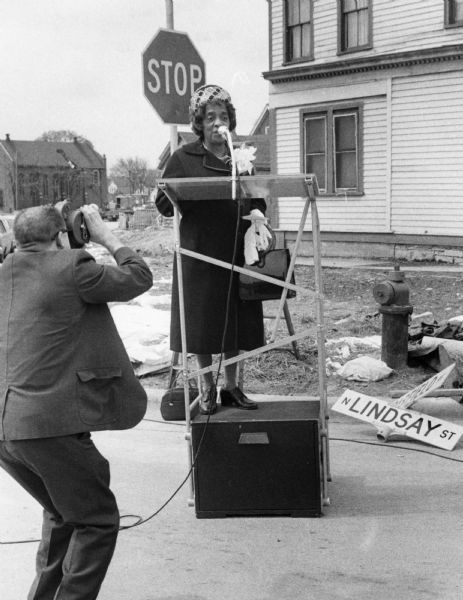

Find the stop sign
[[142, 29, 206, 125]]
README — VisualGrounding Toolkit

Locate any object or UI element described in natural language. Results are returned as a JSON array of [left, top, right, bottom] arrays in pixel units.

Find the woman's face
[[202, 102, 230, 146]]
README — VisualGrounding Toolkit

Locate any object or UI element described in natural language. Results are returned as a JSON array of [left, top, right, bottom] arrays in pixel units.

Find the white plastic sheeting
[[110, 290, 171, 376], [86, 244, 172, 376]]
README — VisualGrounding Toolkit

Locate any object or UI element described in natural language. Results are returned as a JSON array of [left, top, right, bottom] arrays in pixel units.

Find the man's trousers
[[0, 432, 120, 600]]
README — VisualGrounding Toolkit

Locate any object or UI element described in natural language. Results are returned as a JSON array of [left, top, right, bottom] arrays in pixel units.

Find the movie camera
[[54, 200, 90, 248]]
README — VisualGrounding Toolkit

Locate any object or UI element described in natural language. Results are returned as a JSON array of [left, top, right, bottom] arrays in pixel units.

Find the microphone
[[217, 125, 229, 139], [216, 125, 237, 199]]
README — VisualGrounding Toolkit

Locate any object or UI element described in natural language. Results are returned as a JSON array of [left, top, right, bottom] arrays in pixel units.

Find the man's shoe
[[199, 385, 217, 415], [220, 387, 258, 410]]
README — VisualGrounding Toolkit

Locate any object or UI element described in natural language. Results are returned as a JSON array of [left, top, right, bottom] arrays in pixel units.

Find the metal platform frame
[[157, 173, 331, 509]]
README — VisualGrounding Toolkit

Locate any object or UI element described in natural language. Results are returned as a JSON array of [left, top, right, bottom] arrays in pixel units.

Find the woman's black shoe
[[220, 387, 258, 410], [199, 385, 217, 415]]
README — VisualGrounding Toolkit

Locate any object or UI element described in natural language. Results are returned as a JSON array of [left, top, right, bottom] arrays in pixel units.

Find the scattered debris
[[336, 356, 392, 382]]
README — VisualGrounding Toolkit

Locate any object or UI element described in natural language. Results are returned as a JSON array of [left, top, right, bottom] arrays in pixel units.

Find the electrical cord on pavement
[[119, 432, 463, 530], [0, 176, 243, 544], [0, 155, 244, 544], [119, 163, 243, 531], [4, 179, 463, 543], [2, 431, 462, 544], [138, 423, 463, 464], [330, 436, 463, 463]]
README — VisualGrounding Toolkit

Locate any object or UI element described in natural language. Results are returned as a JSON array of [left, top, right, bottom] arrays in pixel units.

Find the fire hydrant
[[373, 266, 413, 370]]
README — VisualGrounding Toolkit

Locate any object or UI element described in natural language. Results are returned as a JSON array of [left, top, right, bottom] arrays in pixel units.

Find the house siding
[[275, 93, 388, 233], [273, 69, 463, 236], [270, 0, 463, 71], [391, 70, 463, 236], [267, 0, 463, 246], [270, 0, 284, 70]]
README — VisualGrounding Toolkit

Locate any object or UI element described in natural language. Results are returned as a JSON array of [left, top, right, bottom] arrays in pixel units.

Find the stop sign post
[[142, 29, 206, 125]]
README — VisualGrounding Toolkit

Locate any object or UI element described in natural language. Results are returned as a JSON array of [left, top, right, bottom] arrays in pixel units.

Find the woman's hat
[[189, 84, 231, 116]]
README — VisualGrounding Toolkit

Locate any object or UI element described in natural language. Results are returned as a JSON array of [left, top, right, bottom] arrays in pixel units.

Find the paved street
[[1, 388, 463, 600]]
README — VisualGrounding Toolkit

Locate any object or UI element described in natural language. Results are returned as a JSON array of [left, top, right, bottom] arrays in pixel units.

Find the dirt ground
[[117, 224, 463, 398]]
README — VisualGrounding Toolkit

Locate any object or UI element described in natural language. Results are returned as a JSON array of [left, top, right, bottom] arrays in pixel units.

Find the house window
[[93, 170, 100, 187], [60, 175, 69, 199], [285, 0, 313, 62], [29, 172, 40, 205], [338, 0, 371, 53], [445, 0, 463, 27], [303, 105, 362, 194], [52, 174, 60, 202], [42, 175, 49, 201], [73, 175, 82, 198], [304, 115, 327, 191], [18, 174, 25, 203]]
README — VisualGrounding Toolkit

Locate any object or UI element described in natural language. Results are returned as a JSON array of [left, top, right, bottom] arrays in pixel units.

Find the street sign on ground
[[142, 28, 205, 125], [332, 389, 463, 450]]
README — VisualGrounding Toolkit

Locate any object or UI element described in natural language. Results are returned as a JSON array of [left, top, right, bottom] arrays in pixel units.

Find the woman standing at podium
[[156, 84, 266, 415]]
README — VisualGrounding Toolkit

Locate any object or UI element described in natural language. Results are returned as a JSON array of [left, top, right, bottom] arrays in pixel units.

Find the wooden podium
[[157, 173, 330, 514]]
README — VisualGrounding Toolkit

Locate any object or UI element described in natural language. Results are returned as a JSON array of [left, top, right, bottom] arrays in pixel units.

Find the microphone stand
[[219, 127, 237, 201]]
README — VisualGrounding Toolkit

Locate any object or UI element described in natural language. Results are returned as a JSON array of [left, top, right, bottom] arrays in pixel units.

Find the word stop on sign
[[147, 59, 203, 97]]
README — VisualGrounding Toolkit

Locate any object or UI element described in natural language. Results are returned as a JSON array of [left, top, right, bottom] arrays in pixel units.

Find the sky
[[1, 0, 269, 170]]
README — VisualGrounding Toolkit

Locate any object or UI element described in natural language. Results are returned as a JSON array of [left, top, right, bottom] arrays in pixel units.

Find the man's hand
[[80, 204, 124, 255]]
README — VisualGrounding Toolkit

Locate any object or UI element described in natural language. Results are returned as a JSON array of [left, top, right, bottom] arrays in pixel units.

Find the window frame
[[445, 0, 463, 28], [284, 0, 314, 64], [18, 173, 25, 203], [337, 0, 372, 55], [42, 174, 49, 201], [52, 174, 61, 202], [303, 113, 328, 192], [60, 174, 69, 199], [300, 102, 364, 197], [333, 110, 359, 192], [29, 172, 40, 204]]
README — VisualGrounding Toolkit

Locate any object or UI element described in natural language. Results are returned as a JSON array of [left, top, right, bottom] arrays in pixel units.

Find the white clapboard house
[[263, 0, 463, 259]]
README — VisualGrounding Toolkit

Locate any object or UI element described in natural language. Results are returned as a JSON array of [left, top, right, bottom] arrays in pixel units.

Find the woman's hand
[[243, 209, 273, 263], [249, 208, 267, 224]]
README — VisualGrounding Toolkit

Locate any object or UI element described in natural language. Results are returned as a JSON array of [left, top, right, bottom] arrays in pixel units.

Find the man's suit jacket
[[0, 246, 153, 440]]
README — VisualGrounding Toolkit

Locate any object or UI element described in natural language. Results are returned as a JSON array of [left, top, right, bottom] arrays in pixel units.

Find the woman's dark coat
[[156, 139, 266, 354]]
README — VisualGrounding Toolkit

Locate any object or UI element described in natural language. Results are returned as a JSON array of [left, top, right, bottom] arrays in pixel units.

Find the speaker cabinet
[[191, 400, 322, 518]]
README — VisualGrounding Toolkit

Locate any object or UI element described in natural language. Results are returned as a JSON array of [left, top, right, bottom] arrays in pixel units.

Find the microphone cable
[[0, 142, 247, 541], [119, 140, 243, 531], [4, 423, 463, 542]]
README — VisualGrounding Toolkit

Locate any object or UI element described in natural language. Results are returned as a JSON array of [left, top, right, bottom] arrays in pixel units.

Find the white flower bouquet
[[232, 143, 257, 175]]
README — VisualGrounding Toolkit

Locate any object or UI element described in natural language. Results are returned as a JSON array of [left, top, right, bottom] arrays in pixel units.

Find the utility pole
[[165, 0, 178, 156]]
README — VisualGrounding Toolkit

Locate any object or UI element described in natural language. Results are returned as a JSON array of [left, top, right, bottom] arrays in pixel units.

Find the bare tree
[[145, 168, 160, 190], [110, 157, 150, 194], [37, 130, 94, 148]]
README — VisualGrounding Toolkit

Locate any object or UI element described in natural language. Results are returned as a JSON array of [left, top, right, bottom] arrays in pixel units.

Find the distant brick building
[[0, 135, 107, 213]]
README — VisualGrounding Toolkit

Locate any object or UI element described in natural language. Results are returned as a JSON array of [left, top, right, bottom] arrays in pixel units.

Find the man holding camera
[[0, 204, 153, 599]]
